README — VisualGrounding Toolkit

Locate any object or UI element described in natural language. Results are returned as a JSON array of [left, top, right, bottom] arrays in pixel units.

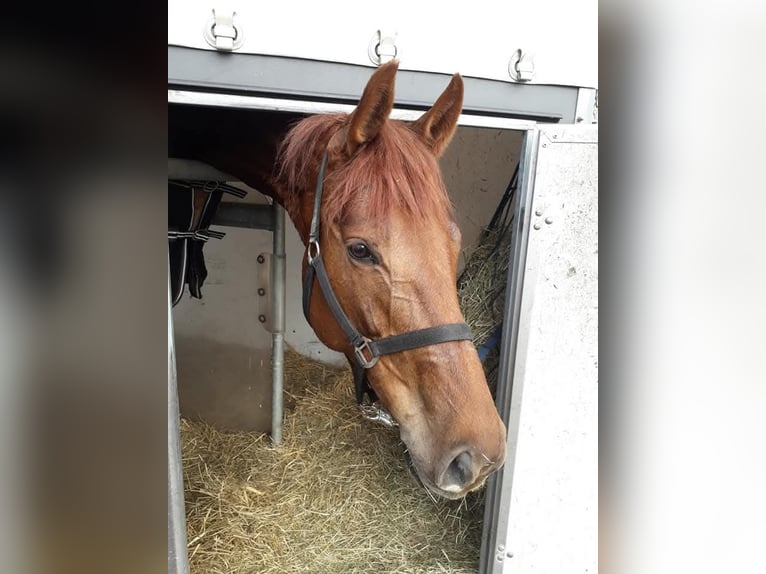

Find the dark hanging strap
[[352, 362, 372, 405], [302, 263, 315, 322]]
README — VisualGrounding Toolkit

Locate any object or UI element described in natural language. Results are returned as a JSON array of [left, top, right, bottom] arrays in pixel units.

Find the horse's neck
[[170, 108, 301, 204], [203, 145, 282, 200]]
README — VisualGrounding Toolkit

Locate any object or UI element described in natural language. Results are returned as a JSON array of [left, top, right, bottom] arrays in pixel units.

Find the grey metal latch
[[203, 9, 244, 52], [508, 49, 535, 82], [368, 30, 398, 65]]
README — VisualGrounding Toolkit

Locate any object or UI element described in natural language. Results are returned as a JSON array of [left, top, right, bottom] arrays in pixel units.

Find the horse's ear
[[345, 60, 399, 156], [410, 73, 463, 157]]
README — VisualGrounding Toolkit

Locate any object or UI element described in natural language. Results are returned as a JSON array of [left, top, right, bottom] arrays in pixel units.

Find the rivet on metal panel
[[507, 552, 515, 558], [542, 143, 547, 148], [257, 288, 266, 296], [257, 255, 265, 264], [497, 545, 505, 552], [258, 314, 266, 323], [545, 216, 553, 224], [535, 209, 543, 216], [533, 223, 541, 230], [552, 134, 558, 139]]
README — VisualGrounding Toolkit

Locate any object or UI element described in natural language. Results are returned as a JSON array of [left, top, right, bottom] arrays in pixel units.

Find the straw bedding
[[181, 350, 486, 574]]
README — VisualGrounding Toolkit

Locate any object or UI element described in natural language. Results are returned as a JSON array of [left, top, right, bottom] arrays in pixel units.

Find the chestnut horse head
[[275, 61, 506, 499]]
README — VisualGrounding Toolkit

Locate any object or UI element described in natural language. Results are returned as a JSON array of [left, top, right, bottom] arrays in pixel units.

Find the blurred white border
[[602, 1, 766, 572]]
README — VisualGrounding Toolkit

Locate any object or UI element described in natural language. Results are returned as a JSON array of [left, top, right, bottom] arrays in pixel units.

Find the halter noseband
[[301, 151, 474, 424]]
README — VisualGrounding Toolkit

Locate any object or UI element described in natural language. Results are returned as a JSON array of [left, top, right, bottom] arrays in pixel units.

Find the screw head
[[258, 314, 266, 323], [257, 288, 266, 296], [257, 255, 265, 264]]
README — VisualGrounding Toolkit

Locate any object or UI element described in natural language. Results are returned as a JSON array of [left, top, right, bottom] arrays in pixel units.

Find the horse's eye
[[348, 242, 374, 262]]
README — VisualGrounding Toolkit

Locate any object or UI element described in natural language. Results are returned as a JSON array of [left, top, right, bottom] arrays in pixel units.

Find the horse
[[170, 60, 507, 499]]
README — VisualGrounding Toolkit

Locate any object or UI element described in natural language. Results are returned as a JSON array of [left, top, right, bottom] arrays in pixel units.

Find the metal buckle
[[359, 402, 399, 428], [354, 338, 379, 369], [307, 240, 320, 264]]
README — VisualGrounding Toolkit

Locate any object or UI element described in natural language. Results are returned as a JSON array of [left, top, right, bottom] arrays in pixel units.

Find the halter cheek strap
[[302, 151, 474, 411]]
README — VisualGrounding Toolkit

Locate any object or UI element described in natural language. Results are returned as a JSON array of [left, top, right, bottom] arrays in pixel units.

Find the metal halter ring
[[307, 240, 320, 264], [359, 403, 399, 428], [354, 338, 379, 369]]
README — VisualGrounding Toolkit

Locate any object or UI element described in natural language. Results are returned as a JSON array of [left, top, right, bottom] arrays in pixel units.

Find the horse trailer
[[168, 2, 597, 573]]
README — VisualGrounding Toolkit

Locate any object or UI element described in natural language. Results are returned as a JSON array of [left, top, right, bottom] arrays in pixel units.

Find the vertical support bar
[[479, 128, 540, 574], [168, 260, 189, 574], [270, 203, 286, 444]]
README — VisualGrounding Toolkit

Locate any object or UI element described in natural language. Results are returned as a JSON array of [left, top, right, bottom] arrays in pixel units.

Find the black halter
[[302, 151, 474, 408]]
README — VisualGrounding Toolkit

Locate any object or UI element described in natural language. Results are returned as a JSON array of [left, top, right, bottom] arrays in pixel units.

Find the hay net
[[457, 163, 519, 396]]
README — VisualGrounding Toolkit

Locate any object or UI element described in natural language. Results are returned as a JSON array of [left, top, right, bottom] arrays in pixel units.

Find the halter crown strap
[[302, 151, 474, 407], [302, 152, 328, 322], [307, 151, 327, 245]]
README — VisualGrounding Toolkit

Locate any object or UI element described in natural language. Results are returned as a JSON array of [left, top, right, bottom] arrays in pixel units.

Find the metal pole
[[168, 259, 190, 574], [270, 203, 286, 444]]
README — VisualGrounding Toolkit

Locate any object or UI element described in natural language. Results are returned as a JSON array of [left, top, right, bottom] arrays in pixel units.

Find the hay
[[457, 167, 519, 394], [457, 227, 513, 394], [181, 349, 485, 574], [458, 227, 512, 346]]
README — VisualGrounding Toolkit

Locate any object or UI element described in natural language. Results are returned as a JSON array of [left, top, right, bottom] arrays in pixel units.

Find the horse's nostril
[[440, 450, 474, 493]]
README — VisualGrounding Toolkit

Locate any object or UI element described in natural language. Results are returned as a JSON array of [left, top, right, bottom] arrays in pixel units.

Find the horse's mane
[[276, 113, 454, 225]]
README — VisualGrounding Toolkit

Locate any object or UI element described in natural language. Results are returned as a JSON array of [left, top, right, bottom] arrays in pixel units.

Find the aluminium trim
[[168, 89, 539, 131], [478, 128, 540, 574], [168, 261, 190, 574]]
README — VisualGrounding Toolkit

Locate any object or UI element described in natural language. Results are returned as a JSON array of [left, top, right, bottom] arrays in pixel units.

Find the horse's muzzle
[[435, 446, 506, 496]]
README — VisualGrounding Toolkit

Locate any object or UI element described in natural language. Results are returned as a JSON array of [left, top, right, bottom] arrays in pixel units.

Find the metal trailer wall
[[167, 0, 598, 90], [170, 188, 278, 431], [481, 124, 598, 573]]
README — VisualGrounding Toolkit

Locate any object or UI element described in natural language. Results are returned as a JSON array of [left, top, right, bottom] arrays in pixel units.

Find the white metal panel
[[172, 221, 279, 429], [168, 0, 597, 89], [502, 124, 598, 572]]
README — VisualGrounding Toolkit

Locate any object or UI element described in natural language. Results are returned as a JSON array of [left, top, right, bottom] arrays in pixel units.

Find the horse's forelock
[[277, 114, 454, 226]]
